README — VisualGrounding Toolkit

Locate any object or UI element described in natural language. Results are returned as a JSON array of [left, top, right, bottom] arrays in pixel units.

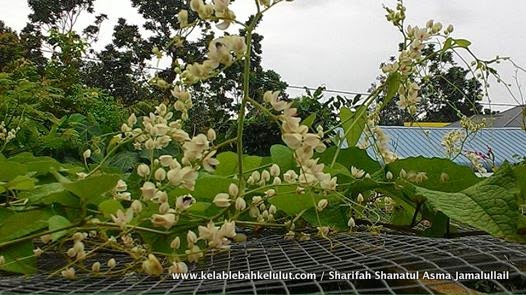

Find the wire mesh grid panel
[[1, 232, 525, 294]]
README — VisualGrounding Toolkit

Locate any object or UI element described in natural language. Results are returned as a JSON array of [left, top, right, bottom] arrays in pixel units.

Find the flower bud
[[272, 177, 281, 185], [142, 254, 163, 276], [151, 213, 177, 229], [159, 155, 173, 167], [270, 164, 280, 177], [83, 149, 91, 159], [33, 248, 43, 257], [0, 255, 5, 266], [265, 189, 276, 197], [228, 183, 239, 197], [440, 172, 449, 182], [140, 182, 157, 200], [213, 193, 231, 208], [107, 258, 116, 269], [177, 10, 189, 28], [154, 168, 167, 181], [170, 237, 181, 249], [235, 197, 246, 211], [137, 164, 150, 178], [187, 230, 198, 245], [386, 171, 393, 180], [61, 267, 76, 280], [159, 202, 170, 214], [317, 199, 328, 212], [91, 262, 101, 273], [40, 234, 52, 244], [269, 205, 277, 215], [207, 128, 216, 141], [251, 171, 260, 182], [399, 168, 407, 178], [169, 261, 188, 274], [261, 170, 270, 182], [252, 196, 263, 205], [357, 193, 364, 203], [131, 200, 143, 214], [347, 217, 356, 228]]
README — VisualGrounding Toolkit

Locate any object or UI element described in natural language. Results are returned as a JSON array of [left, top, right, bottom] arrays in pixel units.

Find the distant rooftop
[[447, 105, 526, 128], [361, 126, 526, 168]]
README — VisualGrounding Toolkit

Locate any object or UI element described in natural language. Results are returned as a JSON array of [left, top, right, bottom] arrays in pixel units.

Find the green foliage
[[414, 165, 525, 242]]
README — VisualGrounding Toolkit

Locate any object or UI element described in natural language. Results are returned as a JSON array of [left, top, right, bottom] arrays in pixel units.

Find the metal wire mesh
[[1, 232, 525, 294]]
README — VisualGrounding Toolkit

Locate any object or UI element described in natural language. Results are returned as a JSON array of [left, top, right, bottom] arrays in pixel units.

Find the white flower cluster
[[382, 12, 454, 115], [360, 122, 398, 164], [264, 91, 337, 190], [180, 35, 246, 86], [465, 151, 487, 173], [0, 121, 19, 144], [460, 116, 486, 132], [441, 129, 465, 158], [120, 104, 188, 151]]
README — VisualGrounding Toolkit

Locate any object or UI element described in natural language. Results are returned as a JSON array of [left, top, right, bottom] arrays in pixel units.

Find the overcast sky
[[1, 0, 525, 111]]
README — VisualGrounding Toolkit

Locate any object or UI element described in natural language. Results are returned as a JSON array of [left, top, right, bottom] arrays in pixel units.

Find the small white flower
[[137, 164, 150, 178], [154, 168, 167, 181], [213, 193, 231, 208], [61, 267, 76, 280], [269, 164, 280, 177], [151, 213, 177, 229], [235, 197, 246, 211], [169, 261, 188, 274], [351, 166, 365, 178]]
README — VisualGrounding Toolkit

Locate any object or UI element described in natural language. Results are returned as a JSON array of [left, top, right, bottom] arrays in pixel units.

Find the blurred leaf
[[0, 240, 37, 274], [48, 215, 72, 241], [63, 174, 120, 204]]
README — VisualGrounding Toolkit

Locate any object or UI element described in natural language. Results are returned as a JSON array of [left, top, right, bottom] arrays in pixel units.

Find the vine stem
[[236, 13, 262, 194]]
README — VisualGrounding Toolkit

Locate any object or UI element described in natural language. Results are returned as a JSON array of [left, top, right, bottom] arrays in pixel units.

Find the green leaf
[[270, 144, 295, 172], [442, 38, 454, 52], [302, 113, 316, 128], [415, 166, 525, 242], [269, 191, 320, 216], [0, 161, 27, 182], [192, 174, 234, 202], [98, 199, 124, 217], [8, 154, 61, 176], [215, 152, 237, 176], [454, 38, 471, 48], [7, 175, 36, 191], [0, 240, 37, 274], [384, 72, 402, 105], [48, 215, 72, 241], [387, 157, 480, 192], [318, 146, 381, 173], [22, 183, 79, 207], [107, 151, 140, 172], [0, 209, 53, 242], [63, 174, 120, 205], [243, 155, 263, 172], [303, 205, 349, 230], [340, 106, 366, 147]]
